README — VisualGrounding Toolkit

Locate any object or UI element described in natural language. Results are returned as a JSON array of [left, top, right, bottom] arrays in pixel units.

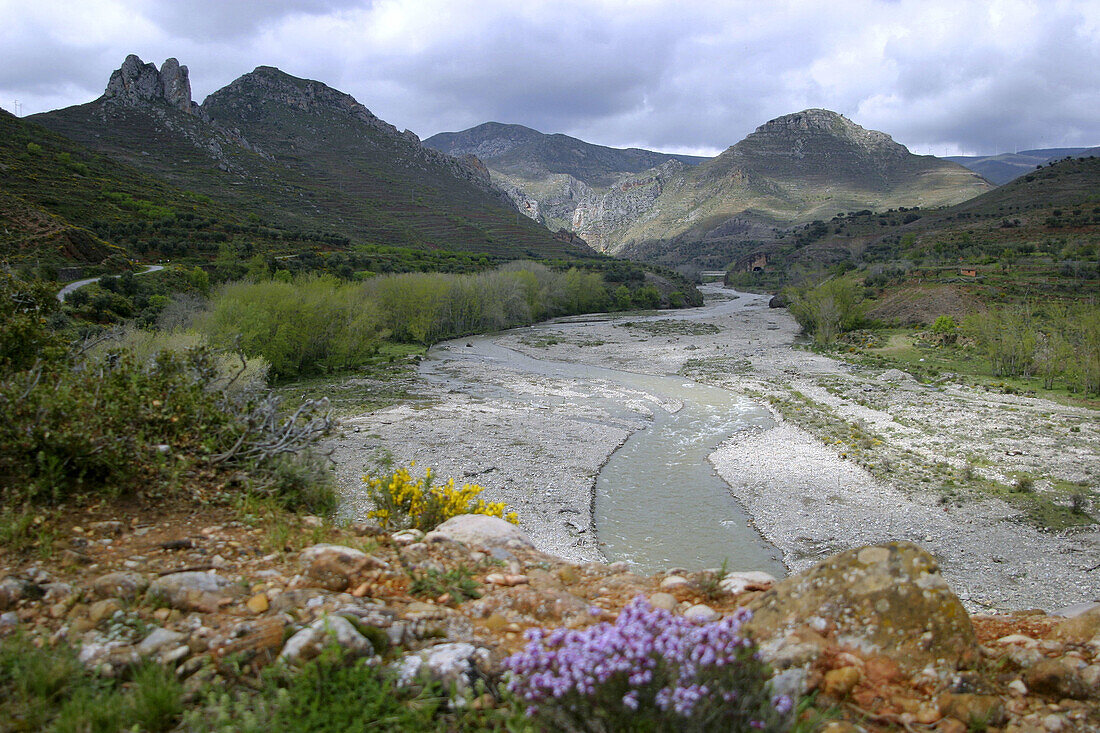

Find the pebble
[[659, 575, 690, 590]]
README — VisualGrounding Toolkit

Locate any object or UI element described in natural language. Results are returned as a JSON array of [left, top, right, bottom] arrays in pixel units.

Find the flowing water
[[421, 299, 786, 577]]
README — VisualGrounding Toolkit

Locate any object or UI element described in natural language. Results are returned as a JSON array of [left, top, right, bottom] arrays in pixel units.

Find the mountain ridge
[[29, 55, 594, 264]]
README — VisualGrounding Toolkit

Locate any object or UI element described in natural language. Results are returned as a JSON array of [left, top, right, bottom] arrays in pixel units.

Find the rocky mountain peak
[[739, 108, 905, 158], [202, 65, 396, 136], [104, 54, 194, 114]]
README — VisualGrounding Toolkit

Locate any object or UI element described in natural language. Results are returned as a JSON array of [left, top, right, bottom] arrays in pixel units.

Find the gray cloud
[[2, 0, 1098, 156]]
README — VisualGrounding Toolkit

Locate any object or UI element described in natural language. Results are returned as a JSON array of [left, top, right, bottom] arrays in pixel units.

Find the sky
[[2, 0, 1099, 158]]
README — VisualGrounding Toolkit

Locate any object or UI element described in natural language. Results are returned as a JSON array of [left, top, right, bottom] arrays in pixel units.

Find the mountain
[[946, 147, 1100, 185], [589, 110, 994, 266], [726, 154, 1100, 286], [30, 55, 594, 263], [428, 111, 993, 270], [424, 122, 706, 232]]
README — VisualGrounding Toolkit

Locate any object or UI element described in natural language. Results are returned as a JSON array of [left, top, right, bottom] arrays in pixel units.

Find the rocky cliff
[[104, 54, 195, 115]]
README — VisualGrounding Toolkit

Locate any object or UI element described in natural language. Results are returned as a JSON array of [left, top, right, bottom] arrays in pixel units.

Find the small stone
[[89, 599, 123, 626], [246, 594, 269, 614], [1008, 679, 1028, 695], [683, 604, 719, 623], [648, 592, 678, 611], [607, 561, 629, 573], [300, 515, 324, 528], [823, 666, 862, 698], [484, 573, 528, 587], [660, 575, 690, 591]]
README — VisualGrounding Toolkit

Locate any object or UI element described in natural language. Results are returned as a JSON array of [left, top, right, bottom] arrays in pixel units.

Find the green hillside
[[31, 56, 595, 265]]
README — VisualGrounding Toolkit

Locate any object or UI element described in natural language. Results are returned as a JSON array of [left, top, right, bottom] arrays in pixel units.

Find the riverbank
[[331, 287, 1100, 612]]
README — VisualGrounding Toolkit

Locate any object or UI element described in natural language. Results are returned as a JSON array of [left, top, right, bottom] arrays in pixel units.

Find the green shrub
[[0, 272, 65, 374], [786, 278, 867, 345], [0, 343, 332, 510]]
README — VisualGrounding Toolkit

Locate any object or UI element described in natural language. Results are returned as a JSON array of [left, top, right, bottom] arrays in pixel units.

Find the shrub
[[505, 597, 791, 732], [0, 272, 65, 374], [931, 315, 957, 334], [786, 278, 866, 345], [363, 464, 518, 531], [0, 343, 332, 510]]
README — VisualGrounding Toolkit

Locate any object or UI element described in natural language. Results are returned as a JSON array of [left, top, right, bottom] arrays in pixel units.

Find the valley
[[330, 287, 1100, 613]]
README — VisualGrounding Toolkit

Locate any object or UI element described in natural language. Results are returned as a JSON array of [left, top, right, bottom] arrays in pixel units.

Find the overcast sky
[[2, 0, 1098, 157]]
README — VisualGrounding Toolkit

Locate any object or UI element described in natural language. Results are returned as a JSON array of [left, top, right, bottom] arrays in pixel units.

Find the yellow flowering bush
[[363, 464, 519, 531]]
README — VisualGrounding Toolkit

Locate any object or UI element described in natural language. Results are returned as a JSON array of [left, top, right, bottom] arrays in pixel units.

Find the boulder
[[147, 571, 241, 613], [0, 577, 40, 609], [1054, 606, 1100, 643], [278, 615, 378, 666], [392, 642, 492, 702], [424, 515, 532, 549], [744, 542, 977, 670], [92, 571, 149, 601], [299, 544, 385, 592]]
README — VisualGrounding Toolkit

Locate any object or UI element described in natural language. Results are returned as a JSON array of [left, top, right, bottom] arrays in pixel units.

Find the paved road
[[56, 265, 165, 302]]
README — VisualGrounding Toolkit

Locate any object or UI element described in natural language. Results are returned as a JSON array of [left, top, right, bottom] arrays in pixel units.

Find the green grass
[[0, 633, 183, 732], [275, 342, 427, 416]]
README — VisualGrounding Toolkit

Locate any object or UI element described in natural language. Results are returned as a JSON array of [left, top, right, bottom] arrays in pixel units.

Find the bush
[[505, 597, 791, 732], [0, 272, 64, 374], [200, 274, 386, 380], [0, 343, 332, 510], [786, 278, 867, 345], [363, 464, 518, 531]]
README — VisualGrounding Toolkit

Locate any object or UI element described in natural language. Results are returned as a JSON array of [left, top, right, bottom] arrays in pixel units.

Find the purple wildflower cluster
[[504, 596, 793, 731]]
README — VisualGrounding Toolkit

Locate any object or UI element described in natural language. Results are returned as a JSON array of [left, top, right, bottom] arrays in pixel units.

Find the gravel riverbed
[[331, 288, 1100, 612]]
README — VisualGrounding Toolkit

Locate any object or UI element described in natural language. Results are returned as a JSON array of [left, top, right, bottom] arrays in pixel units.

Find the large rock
[[278, 615, 378, 666], [147, 571, 241, 613], [0, 577, 39, 610], [425, 515, 532, 549], [92, 571, 149, 601], [392, 642, 493, 702], [299, 544, 385, 592], [103, 54, 194, 114], [745, 542, 977, 670]]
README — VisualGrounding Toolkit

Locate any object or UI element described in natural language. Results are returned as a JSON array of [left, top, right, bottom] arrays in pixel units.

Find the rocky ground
[[1, 509, 1098, 732], [332, 287, 1100, 613]]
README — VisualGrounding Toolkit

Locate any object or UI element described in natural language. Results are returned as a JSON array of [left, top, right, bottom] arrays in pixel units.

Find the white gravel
[[331, 287, 1100, 612]]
